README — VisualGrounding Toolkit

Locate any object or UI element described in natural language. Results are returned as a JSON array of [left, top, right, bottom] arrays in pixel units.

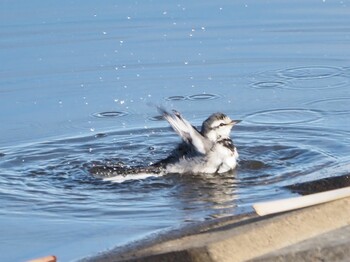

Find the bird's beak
[[230, 120, 242, 126]]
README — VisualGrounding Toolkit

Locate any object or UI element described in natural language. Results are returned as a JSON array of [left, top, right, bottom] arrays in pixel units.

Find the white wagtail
[[92, 109, 240, 179], [154, 108, 241, 174]]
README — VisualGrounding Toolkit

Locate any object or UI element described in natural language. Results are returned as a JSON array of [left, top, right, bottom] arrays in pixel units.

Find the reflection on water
[[1, 0, 350, 261]]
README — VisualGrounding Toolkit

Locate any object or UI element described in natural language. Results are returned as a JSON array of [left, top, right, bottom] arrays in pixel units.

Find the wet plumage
[[155, 108, 240, 174]]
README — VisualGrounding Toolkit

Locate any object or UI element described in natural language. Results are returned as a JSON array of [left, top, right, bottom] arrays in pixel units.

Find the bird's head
[[201, 113, 240, 142]]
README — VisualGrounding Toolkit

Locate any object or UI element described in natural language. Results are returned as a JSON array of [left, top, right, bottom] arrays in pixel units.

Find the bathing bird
[[91, 109, 240, 179], [155, 108, 241, 174]]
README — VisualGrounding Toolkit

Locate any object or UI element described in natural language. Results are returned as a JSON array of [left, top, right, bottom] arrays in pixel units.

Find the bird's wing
[[159, 108, 211, 154]]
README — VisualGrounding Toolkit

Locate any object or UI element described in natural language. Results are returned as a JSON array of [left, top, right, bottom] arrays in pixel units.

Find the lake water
[[1, 0, 350, 261]]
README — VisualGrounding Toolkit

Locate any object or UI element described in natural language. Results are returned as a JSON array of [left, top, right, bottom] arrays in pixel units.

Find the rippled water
[[1, 0, 350, 261]]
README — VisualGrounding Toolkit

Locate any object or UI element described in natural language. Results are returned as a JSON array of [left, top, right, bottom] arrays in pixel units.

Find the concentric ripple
[[1, 124, 349, 261], [165, 95, 187, 101], [251, 81, 286, 89], [253, 66, 347, 90], [164, 93, 220, 102], [92, 111, 128, 118], [187, 93, 221, 100], [307, 97, 350, 115], [286, 75, 349, 90], [278, 66, 342, 79], [244, 109, 323, 125]]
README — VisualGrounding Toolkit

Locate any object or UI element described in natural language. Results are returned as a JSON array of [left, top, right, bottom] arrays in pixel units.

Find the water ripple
[[244, 108, 323, 125], [307, 97, 350, 115], [277, 66, 342, 79], [0, 124, 348, 222], [287, 75, 349, 90], [187, 93, 221, 101], [165, 95, 187, 101], [92, 111, 128, 118], [148, 115, 164, 121], [254, 66, 348, 90], [164, 93, 220, 102], [251, 81, 286, 89]]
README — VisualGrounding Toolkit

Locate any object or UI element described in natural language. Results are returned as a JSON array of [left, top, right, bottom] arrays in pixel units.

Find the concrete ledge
[[85, 196, 350, 262], [252, 226, 350, 262]]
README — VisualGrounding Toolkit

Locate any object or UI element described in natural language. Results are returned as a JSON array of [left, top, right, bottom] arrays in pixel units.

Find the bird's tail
[[89, 163, 166, 182]]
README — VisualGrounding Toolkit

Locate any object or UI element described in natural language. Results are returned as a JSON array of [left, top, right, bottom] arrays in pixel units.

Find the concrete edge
[[84, 196, 350, 262], [251, 226, 350, 262]]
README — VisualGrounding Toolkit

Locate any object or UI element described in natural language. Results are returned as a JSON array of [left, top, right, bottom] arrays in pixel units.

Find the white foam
[[103, 173, 162, 183]]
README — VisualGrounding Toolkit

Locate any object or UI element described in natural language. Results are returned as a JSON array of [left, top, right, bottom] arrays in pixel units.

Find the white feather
[[161, 110, 212, 155]]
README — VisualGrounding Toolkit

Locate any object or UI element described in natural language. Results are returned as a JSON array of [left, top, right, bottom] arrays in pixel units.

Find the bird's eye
[[219, 123, 225, 127]]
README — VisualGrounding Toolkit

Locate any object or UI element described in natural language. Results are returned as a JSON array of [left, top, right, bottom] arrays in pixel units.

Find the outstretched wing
[[159, 108, 212, 154]]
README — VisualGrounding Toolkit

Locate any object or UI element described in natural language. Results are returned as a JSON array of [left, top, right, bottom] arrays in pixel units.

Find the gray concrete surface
[[252, 226, 350, 262], [84, 195, 350, 262]]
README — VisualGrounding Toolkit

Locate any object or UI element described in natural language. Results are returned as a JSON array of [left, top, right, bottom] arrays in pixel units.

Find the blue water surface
[[1, 0, 350, 261]]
